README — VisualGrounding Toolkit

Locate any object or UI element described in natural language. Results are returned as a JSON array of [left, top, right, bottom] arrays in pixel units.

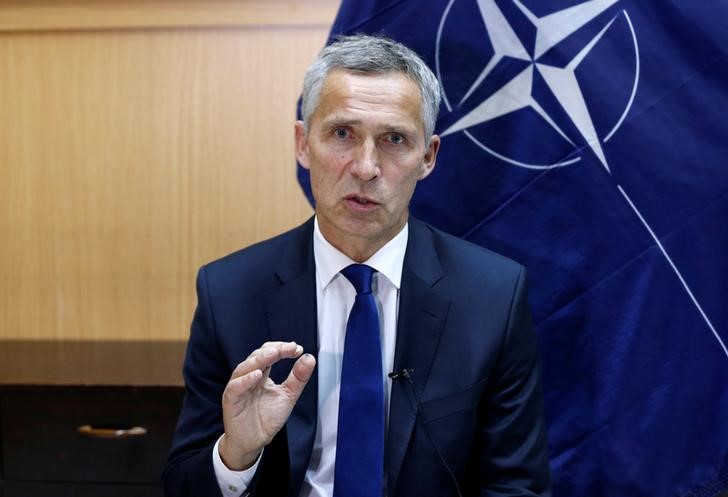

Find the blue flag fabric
[[297, 1, 728, 496]]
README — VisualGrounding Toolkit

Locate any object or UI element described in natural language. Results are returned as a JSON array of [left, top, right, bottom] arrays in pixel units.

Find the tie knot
[[341, 264, 375, 294]]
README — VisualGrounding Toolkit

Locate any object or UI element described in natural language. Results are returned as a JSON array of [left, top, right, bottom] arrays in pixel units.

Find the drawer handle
[[77, 424, 148, 439]]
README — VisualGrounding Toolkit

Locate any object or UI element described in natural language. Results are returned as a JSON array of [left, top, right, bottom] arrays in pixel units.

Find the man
[[163, 35, 551, 497]]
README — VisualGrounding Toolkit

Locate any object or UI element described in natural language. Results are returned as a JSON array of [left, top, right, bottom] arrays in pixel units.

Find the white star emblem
[[438, 0, 638, 172], [434, 0, 726, 357]]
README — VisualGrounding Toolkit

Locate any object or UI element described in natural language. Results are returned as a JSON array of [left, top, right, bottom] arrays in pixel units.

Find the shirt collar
[[313, 216, 408, 291]]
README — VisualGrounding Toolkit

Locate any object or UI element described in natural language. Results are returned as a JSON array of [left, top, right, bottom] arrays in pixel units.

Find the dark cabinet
[[0, 341, 186, 497]]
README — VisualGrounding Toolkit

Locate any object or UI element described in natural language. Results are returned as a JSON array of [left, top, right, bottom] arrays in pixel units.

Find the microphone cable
[[389, 369, 464, 497]]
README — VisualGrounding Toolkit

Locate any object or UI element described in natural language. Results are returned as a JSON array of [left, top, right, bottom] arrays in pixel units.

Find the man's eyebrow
[[320, 117, 362, 128], [319, 118, 419, 138], [385, 125, 417, 135]]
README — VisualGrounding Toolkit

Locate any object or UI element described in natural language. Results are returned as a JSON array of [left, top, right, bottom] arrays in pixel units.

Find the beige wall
[[0, 1, 338, 340]]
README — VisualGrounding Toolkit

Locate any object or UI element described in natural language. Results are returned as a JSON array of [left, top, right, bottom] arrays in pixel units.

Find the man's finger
[[231, 341, 303, 379], [281, 353, 316, 399], [223, 369, 263, 405], [259, 342, 303, 382]]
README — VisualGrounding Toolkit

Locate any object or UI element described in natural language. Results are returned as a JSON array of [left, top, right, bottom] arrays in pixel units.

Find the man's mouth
[[345, 194, 379, 208]]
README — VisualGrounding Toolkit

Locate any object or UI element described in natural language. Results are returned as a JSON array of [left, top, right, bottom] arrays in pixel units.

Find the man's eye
[[388, 134, 405, 145], [334, 128, 349, 139]]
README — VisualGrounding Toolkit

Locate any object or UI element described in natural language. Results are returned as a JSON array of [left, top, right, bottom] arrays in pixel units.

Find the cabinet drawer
[[1, 387, 183, 483]]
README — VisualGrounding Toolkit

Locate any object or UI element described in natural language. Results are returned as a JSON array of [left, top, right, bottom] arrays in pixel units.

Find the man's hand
[[218, 341, 316, 470]]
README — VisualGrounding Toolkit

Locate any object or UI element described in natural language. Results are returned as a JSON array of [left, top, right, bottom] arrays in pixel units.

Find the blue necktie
[[334, 264, 384, 497]]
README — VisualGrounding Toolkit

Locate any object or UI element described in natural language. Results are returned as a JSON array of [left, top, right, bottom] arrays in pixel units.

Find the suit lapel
[[387, 219, 451, 493], [263, 218, 319, 497]]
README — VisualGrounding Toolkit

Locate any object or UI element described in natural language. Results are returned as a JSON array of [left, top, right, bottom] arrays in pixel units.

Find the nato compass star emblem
[[434, 0, 727, 356], [436, 0, 639, 171]]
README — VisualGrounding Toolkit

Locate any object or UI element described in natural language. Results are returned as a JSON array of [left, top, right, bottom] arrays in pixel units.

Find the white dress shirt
[[213, 217, 408, 497]]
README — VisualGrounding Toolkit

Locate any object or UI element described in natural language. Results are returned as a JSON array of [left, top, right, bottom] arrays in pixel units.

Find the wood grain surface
[[0, 2, 335, 340]]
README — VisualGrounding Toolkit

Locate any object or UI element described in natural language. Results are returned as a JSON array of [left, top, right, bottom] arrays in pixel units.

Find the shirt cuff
[[212, 436, 262, 497]]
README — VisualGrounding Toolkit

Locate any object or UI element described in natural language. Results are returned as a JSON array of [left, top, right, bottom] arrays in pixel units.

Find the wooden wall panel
[[0, 0, 337, 32], [0, 2, 337, 340]]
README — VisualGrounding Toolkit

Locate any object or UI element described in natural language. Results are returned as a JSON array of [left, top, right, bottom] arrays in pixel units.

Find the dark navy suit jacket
[[163, 217, 551, 497]]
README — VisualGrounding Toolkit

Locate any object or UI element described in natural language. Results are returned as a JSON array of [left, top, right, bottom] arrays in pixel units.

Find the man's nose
[[350, 139, 380, 181]]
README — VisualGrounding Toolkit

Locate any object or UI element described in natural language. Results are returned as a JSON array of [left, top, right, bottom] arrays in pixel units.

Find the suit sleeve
[[162, 266, 230, 497], [476, 268, 552, 497]]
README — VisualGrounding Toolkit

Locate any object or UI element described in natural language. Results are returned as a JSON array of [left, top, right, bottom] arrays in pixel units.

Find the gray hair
[[301, 34, 442, 140]]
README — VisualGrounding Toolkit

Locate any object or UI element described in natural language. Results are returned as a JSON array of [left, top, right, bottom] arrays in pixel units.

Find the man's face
[[295, 69, 440, 260]]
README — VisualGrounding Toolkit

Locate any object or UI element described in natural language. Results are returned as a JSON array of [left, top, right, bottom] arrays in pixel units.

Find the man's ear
[[295, 121, 310, 170], [419, 134, 440, 180]]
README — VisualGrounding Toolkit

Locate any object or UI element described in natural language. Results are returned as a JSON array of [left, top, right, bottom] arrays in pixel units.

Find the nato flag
[[297, 1, 728, 496]]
